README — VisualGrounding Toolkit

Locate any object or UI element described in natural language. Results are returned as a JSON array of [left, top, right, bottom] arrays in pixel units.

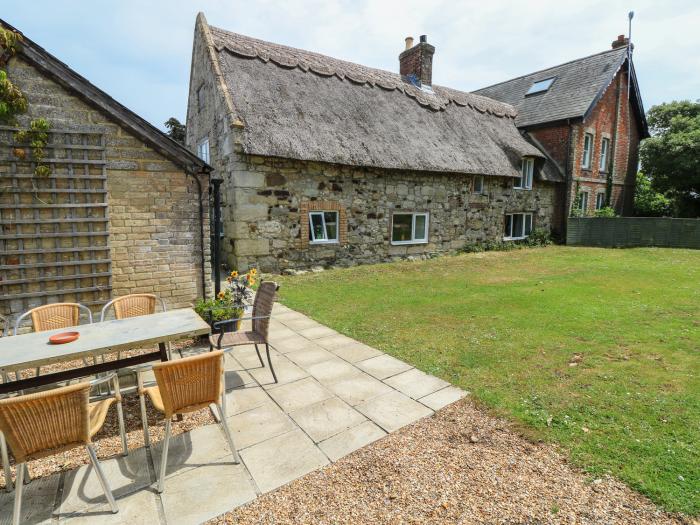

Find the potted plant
[[194, 269, 257, 333]]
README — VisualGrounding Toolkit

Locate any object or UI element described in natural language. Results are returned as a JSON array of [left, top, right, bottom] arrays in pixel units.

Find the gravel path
[[211, 398, 686, 525]]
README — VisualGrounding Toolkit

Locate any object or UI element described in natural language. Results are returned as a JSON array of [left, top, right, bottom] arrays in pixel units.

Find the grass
[[274, 246, 700, 515]]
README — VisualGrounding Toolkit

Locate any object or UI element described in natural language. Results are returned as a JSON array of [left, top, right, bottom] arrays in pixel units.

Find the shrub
[[460, 228, 552, 253]]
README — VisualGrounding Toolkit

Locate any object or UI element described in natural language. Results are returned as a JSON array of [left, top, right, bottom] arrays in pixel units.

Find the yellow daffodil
[[249, 278, 256, 287], [250, 268, 258, 276], [217, 291, 225, 299], [230, 270, 238, 278]]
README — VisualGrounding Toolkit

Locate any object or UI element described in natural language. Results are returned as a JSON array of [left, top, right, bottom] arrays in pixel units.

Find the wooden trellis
[[0, 126, 112, 320]]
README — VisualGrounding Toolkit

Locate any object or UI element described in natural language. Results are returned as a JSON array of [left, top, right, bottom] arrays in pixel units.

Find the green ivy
[[0, 27, 27, 124], [14, 118, 51, 177]]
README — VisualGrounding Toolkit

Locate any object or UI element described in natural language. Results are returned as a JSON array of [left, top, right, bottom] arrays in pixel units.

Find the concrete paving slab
[[305, 358, 364, 385], [418, 386, 468, 410], [285, 345, 335, 367], [223, 369, 254, 390], [331, 342, 383, 363], [226, 403, 295, 450], [270, 335, 319, 354], [278, 316, 321, 331], [297, 325, 338, 340], [318, 421, 387, 462], [59, 447, 150, 515], [248, 354, 308, 387], [313, 334, 357, 351], [59, 487, 160, 524], [240, 429, 328, 493], [289, 397, 366, 442], [326, 373, 395, 406], [151, 422, 232, 479], [160, 460, 256, 525], [0, 471, 58, 525], [266, 377, 333, 413], [384, 368, 450, 399], [356, 390, 433, 433], [357, 354, 413, 380], [267, 326, 299, 342], [225, 385, 271, 415]]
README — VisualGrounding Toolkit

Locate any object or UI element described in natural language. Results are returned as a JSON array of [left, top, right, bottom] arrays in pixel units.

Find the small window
[[504, 212, 533, 240], [197, 138, 210, 163], [196, 85, 205, 112], [473, 175, 485, 194], [582, 133, 593, 169], [525, 77, 555, 95], [391, 212, 429, 245], [599, 137, 610, 172], [515, 158, 534, 190], [595, 192, 606, 210], [308, 211, 339, 244], [578, 190, 590, 212]]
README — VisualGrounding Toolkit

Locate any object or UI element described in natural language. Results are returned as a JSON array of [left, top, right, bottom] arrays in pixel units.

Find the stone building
[[186, 14, 563, 272], [0, 20, 213, 320], [475, 35, 649, 222]]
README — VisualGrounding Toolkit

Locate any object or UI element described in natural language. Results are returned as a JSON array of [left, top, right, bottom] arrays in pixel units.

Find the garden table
[[0, 308, 210, 395]]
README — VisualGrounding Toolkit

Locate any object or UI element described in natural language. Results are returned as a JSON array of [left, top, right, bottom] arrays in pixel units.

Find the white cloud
[[8, 0, 700, 128]]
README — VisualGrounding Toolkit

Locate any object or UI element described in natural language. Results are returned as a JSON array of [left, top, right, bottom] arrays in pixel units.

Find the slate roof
[[474, 47, 634, 129], [201, 16, 552, 180], [1, 19, 211, 175]]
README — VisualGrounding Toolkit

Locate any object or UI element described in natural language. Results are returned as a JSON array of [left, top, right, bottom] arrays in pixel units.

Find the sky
[[6, 0, 700, 131]]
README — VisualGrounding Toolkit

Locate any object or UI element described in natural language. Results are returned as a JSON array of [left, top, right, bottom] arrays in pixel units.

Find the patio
[[0, 302, 467, 524]]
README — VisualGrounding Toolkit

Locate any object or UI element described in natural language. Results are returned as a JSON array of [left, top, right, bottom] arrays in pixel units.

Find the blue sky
[[7, 0, 700, 131]]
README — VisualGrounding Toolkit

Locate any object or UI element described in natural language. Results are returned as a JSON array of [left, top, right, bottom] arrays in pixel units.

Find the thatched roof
[[202, 18, 545, 179]]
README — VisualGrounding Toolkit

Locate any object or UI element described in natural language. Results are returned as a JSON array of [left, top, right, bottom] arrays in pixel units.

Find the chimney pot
[[404, 36, 414, 50]]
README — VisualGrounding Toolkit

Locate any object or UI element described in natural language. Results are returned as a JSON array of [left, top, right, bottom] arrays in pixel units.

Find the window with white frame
[[582, 133, 593, 169], [599, 137, 610, 172], [391, 212, 429, 244], [515, 158, 534, 190], [578, 190, 590, 212], [504, 212, 533, 240], [197, 138, 210, 163], [308, 211, 339, 244], [595, 191, 606, 210], [473, 175, 485, 194]]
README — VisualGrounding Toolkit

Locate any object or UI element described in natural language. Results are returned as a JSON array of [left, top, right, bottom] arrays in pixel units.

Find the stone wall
[[221, 152, 557, 272], [5, 56, 211, 313]]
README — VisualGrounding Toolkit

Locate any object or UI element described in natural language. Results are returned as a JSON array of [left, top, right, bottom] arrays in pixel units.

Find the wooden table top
[[0, 308, 210, 372]]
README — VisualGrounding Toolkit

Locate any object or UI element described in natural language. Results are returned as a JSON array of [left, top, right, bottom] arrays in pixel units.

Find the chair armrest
[[212, 315, 270, 329]]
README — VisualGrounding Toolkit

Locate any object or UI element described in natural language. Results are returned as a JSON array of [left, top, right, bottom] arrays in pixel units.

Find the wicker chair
[[100, 294, 171, 359], [0, 374, 124, 524], [136, 351, 239, 493], [209, 281, 279, 384]]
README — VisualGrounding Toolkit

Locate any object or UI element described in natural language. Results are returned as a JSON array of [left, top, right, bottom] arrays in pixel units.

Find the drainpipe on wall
[[211, 178, 223, 295]]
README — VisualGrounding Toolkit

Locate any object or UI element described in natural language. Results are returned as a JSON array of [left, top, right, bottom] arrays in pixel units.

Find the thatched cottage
[[186, 13, 563, 272], [0, 20, 213, 321]]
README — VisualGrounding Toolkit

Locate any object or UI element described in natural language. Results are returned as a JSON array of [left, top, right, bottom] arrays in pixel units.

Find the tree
[[639, 100, 700, 217], [164, 117, 186, 144], [634, 172, 671, 217]]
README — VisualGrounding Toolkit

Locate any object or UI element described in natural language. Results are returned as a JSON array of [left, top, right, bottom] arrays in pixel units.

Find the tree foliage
[[640, 100, 700, 217], [0, 27, 27, 124], [164, 117, 186, 144], [634, 172, 671, 217]]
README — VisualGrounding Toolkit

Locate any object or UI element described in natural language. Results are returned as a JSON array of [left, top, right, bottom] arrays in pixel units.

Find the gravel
[[210, 398, 687, 525]]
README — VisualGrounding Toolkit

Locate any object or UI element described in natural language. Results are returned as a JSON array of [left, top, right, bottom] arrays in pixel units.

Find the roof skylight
[[526, 77, 555, 95]]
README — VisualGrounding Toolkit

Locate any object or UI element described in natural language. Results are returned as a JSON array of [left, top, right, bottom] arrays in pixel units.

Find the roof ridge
[[207, 24, 518, 118], [473, 46, 627, 93]]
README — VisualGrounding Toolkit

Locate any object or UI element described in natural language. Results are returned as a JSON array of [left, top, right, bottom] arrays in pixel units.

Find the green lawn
[[275, 247, 699, 515]]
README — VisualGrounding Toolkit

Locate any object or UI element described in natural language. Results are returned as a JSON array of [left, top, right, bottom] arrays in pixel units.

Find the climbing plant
[[14, 118, 51, 176]]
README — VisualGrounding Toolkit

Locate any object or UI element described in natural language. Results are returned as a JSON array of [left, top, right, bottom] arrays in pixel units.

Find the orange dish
[[49, 331, 79, 344]]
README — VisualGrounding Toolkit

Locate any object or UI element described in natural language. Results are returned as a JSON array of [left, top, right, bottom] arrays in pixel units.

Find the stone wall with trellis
[[0, 56, 211, 321]]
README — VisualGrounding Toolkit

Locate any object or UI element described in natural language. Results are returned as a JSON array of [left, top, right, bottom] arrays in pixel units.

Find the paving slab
[[240, 429, 329, 493], [59, 447, 151, 515], [384, 368, 450, 399], [270, 335, 320, 354], [223, 369, 254, 390], [419, 386, 469, 410], [160, 460, 256, 525], [331, 342, 383, 363], [326, 373, 394, 406], [278, 316, 321, 331], [284, 345, 336, 367], [248, 353, 308, 387], [289, 397, 366, 442], [313, 334, 358, 351], [225, 385, 271, 415], [0, 471, 58, 525], [305, 358, 364, 385], [318, 421, 387, 462], [266, 377, 333, 413], [151, 422, 232, 479], [357, 354, 413, 380], [267, 326, 299, 342], [356, 390, 433, 433], [297, 325, 338, 340], [226, 403, 296, 450], [59, 487, 160, 524], [228, 347, 267, 371]]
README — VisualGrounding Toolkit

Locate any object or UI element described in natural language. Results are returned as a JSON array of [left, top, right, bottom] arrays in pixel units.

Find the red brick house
[[475, 35, 649, 233]]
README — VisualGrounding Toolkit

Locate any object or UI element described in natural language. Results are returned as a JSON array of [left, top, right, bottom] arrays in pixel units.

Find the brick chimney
[[611, 34, 629, 49], [399, 34, 435, 88]]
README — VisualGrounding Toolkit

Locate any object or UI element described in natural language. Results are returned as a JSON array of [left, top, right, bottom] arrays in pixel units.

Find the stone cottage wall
[[222, 151, 557, 272], [6, 56, 211, 312]]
